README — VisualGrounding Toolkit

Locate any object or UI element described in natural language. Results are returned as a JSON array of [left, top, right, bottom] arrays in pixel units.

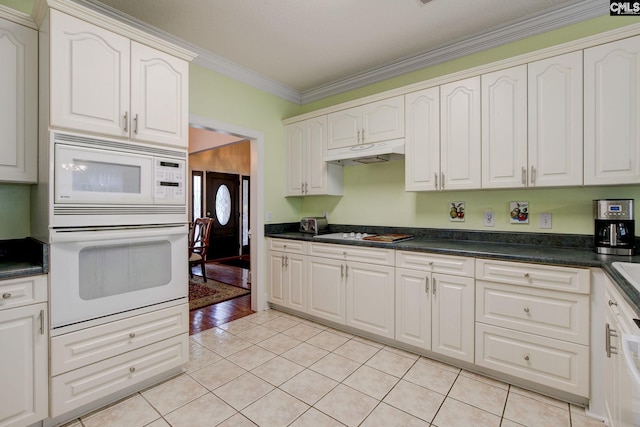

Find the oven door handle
[[51, 224, 188, 243]]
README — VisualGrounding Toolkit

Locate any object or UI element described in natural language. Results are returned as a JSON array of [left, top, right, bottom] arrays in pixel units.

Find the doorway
[[206, 172, 240, 260]]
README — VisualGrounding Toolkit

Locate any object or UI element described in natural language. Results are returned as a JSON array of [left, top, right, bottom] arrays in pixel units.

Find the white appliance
[[324, 139, 405, 165], [52, 132, 186, 227], [49, 223, 188, 332]]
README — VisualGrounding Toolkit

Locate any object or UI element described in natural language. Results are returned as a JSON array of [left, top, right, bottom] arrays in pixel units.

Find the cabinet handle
[[361, 129, 365, 143], [345, 264, 349, 278], [523, 307, 530, 313], [523, 354, 530, 362], [129, 333, 136, 339], [521, 167, 527, 185], [341, 264, 344, 278], [2, 292, 11, 300], [305, 183, 308, 194], [608, 300, 617, 307], [530, 166, 536, 185], [357, 129, 361, 144], [281, 256, 285, 268], [433, 278, 436, 295], [434, 173, 438, 190], [39, 309, 44, 335], [606, 323, 618, 357], [129, 367, 136, 373], [133, 114, 139, 134], [285, 256, 289, 268], [124, 111, 128, 132], [425, 277, 429, 294], [441, 173, 445, 190]]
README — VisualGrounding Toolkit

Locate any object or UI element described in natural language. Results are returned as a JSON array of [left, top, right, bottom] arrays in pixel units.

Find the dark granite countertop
[[266, 225, 640, 317], [0, 238, 49, 280]]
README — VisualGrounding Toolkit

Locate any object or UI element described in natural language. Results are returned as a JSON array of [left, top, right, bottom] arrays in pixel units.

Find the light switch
[[539, 213, 552, 229], [266, 211, 272, 222], [484, 211, 495, 227]]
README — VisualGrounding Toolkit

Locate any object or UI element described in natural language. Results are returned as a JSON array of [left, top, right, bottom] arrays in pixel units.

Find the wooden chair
[[189, 217, 214, 282]]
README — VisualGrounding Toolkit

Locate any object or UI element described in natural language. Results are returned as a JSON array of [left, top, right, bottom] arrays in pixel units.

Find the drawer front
[[475, 259, 590, 294], [268, 238, 308, 255], [396, 251, 474, 276], [475, 323, 589, 397], [476, 281, 590, 345], [0, 275, 47, 310], [309, 242, 394, 265], [50, 334, 188, 417], [51, 304, 188, 375]]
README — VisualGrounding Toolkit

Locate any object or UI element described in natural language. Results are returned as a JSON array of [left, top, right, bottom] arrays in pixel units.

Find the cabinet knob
[[609, 300, 618, 307], [343, 251, 347, 257], [523, 354, 530, 361], [524, 273, 530, 278], [129, 333, 136, 339], [129, 367, 136, 373], [524, 307, 530, 313], [2, 293, 11, 300]]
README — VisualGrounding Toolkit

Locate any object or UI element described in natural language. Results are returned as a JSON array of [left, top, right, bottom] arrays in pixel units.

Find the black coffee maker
[[594, 199, 635, 255]]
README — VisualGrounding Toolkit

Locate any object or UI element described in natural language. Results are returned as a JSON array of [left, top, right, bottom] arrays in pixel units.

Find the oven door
[[49, 224, 188, 329]]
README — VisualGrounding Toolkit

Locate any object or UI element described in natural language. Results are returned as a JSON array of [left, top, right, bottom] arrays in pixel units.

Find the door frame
[[189, 115, 265, 312]]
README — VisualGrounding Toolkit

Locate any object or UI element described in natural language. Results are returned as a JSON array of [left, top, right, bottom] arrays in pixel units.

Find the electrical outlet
[[539, 213, 552, 229], [484, 211, 495, 227], [266, 211, 272, 222]]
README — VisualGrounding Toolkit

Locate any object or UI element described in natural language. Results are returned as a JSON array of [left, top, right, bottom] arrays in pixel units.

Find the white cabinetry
[[0, 275, 48, 427], [475, 259, 590, 397], [528, 51, 583, 187], [327, 96, 404, 149], [308, 243, 395, 338], [50, 10, 189, 147], [440, 77, 481, 190], [405, 87, 440, 191], [603, 275, 636, 427], [584, 35, 640, 185], [267, 239, 308, 312], [285, 117, 343, 196], [395, 251, 475, 363], [49, 303, 189, 416], [0, 16, 37, 183]]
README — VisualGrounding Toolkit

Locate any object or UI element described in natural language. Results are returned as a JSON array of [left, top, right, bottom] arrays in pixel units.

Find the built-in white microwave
[[52, 132, 187, 226]]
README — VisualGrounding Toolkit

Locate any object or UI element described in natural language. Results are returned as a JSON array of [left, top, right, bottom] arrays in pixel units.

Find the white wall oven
[[49, 223, 188, 332], [52, 132, 186, 227]]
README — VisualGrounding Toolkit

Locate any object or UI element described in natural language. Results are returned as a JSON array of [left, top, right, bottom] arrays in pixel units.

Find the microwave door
[[55, 144, 154, 205]]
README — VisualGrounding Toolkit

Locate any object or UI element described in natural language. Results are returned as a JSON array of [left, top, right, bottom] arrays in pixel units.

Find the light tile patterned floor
[[63, 309, 605, 427]]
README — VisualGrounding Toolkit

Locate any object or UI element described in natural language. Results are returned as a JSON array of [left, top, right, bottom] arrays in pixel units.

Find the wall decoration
[[510, 201, 529, 224], [449, 201, 465, 222]]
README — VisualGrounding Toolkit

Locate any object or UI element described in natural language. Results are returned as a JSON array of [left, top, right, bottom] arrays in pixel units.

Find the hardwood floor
[[189, 261, 253, 335]]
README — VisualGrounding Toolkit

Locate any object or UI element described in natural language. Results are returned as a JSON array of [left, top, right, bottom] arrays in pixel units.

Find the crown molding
[[50, 0, 606, 105], [0, 4, 37, 29], [300, 0, 606, 104]]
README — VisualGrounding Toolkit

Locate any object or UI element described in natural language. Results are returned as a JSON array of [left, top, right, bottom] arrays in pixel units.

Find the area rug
[[189, 275, 250, 310]]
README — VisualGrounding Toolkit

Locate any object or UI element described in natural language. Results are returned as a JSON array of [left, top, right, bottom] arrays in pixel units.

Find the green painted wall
[[0, 185, 31, 238], [298, 16, 640, 236], [0, 0, 32, 14]]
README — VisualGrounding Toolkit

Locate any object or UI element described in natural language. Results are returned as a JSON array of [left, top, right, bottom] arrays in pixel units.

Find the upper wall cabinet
[[440, 77, 481, 191], [0, 17, 37, 183], [482, 53, 583, 189], [285, 117, 343, 196], [405, 87, 440, 191], [50, 10, 189, 148], [327, 96, 404, 150], [584, 35, 640, 185]]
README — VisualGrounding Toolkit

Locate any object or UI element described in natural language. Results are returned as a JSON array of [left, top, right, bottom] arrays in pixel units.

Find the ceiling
[[85, 0, 606, 103]]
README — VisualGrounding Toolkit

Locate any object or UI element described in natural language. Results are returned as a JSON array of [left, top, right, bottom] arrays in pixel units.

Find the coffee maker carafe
[[594, 199, 635, 255]]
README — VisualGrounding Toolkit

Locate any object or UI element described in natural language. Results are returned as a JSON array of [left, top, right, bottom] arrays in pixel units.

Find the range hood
[[324, 139, 405, 166]]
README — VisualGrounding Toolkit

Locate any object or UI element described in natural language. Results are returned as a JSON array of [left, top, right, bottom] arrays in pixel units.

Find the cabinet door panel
[[431, 274, 474, 363], [285, 122, 305, 196], [0, 303, 47, 427], [346, 262, 394, 339], [306, 116, 328, 195], [268, 252, 285, 306], [50, 10, 130, 137], [395, 268, 431, 348], [440, 77, 481, 190], [328, 107, 361, 149], [307, 258, 345, 324], [528, 51, 583, 187], [482, 65, 527, 189], [0, 19, 37, 183], [585, 35, 640, 185], [405, 88, 440, 191], [286, 253, 307, 312], [362, 96, 404, 144], [131, 42, 189, 147]]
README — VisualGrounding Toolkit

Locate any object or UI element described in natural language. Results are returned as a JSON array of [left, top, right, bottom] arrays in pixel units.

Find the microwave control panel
[[154, 158, 185, 203]]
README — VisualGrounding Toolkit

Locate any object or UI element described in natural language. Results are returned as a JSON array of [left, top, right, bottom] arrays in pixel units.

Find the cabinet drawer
[[309, 242, 394, 265], [51, 303, 188, 376], [50, 334, 188, 417], [475, 323, 589, 397], [268, 238, 308, 255], [475, 259, 589, 294], [0, 275, 47, 311], [476, 281, 589, 345], [396, 251, 474, 276]]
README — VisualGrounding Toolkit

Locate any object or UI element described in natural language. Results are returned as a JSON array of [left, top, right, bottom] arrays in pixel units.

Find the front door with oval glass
[[205, 172, 240, 260]]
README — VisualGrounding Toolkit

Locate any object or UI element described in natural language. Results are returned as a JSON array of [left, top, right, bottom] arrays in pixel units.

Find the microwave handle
[[51, 224, 188, 243]]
